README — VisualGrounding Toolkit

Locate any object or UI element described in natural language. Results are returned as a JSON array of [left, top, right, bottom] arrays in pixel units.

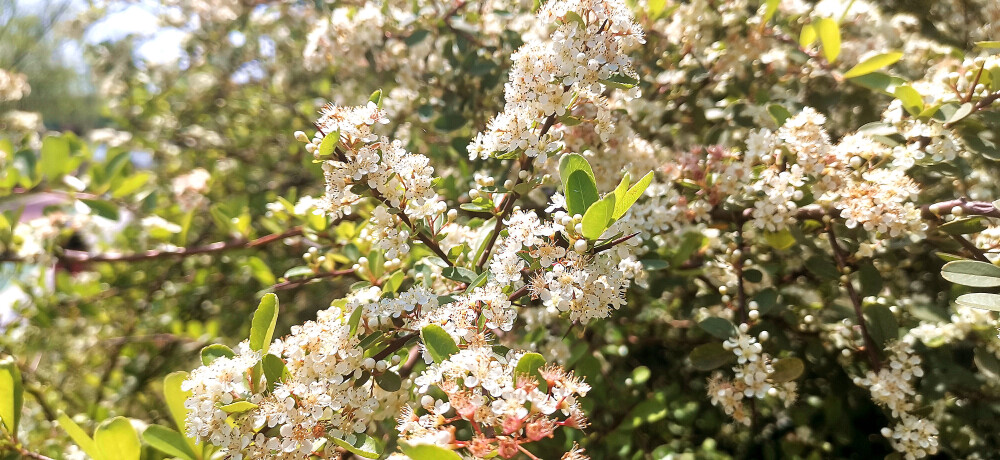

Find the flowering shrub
[[3, 0, 1000, 459]]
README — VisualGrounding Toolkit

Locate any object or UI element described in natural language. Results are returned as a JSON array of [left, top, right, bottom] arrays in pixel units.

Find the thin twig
[[271, 269, 356, 291], [827, 227, 882, 370]]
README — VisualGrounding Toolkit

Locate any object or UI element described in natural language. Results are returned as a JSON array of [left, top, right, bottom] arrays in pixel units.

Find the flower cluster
[[853, 338, 938, 459], [0, 69, 29, 102], [707, 324, 798, 426], [182, 306, 406, 459], [468, 0, 644, 161], [298, 101, 442, 258], [405, 346, 590, 459]]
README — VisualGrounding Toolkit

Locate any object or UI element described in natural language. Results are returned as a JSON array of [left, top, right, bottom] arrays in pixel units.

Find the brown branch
[[0, 227, 304, 264], [271, 269, 356, 291], [591, 232, 640, 254], [827, 227, 882, 370]]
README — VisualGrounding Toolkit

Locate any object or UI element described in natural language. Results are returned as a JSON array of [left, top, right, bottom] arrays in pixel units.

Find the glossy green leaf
[[612, 171, 653, 219], [689, 342, 736, 371], [40, 135, 71, 179], [0, 356, 22, 435], [94, 417, 141, 460], [763, 229, 796, 250], [220, 401, 258, 413], [698, 317, 738, 340], [815, 18, 841, 63], [376, 371, 402, 392], [399, 442, 463, 460], [317, 130, 339, 158], [941, 260, 1000, 287], [894, 85, 924, 115], [332, 433, 384, 459], [769, 357, 805, 383], [58, 414, 105, 460], [564, 170, 600, 216], [262, 354, 290, 389], [368, 88, 383, 108], [946, 102, 974, 124], [939, 217, 988, 235], [143, 425, 198, 460], [200, 344, 235, 365], [81, 199, 120, 221], [514, 352, 548, 392], [842, 52, 903, 79], [582, 194, 615, 240], [421, 324, 460, 363], [864, 304, 898, 348], [956, 293, 1000, 311], [768, 104, 792, 126], [442, 266, 477, 284], [250, 293, 279, 353], [762, 0, 779, 23]]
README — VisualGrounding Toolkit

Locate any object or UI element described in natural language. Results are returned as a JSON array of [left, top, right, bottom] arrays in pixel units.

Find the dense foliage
[[2, 0, 1000, 458]]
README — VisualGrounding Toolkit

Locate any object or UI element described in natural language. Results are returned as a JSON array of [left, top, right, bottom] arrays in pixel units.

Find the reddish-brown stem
[[272, 269, 357, 291], [827, 227, 882, 370]]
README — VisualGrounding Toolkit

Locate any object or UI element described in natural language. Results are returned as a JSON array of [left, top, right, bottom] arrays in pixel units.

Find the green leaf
[[162, 372, 192, 436], [648, 0, 667, 17], [945, 102, 974, 124], [689, 342, 736, 371], [348, 304, 364, 337], [956, 293, 1000, 311], [601, 73, 640, 89], [563, 11, 586, 29], [858, 261, 883, 297], [143, 425, 198, 460], [283, 265, 314, 279], [769, 357, 805, 383], [767, 104, 792, 126], [849, 72, 908, 96], [815, 18, 841, 63], [975, 41, 1000, 50], [620, 396, 668, 430], [399, 443, 463, 460], [40, 135, 72, 179], [81, 199, 120, 221], [376, 371, 402, 391], [939, 217, 988, 235], [805, 255, 840, 279], [249, 293, 279, 353], [94, 417, 141, 460], [799, 23, 817, 48], [368, 88, 383, 108], [564, 170, 600, 216], [262, 354, 290, 389], [442, 266, 477, 284], [220, 401, 258, 413], [421, 324, 460, 363], [58, 414, 105, 460], [112, 172, 150, 199], [974, 347, 1000, 378], [332, 433, 384, 459], [582, 194, 616, 240], [941, 260, 1000, 287], [762, 0, 779, 23], [317, 130, 339, 158], [200, 344, 235, 365], [613, 171, 653, 219], [864, 304, 898, 348], [514, 352, 548, 392], [763, 229, 796, 250], [0, 356, 23, 436], [246, 256, 276, 286], [842, 52, 903, 79], [559, 153, 596, 190], [698, 317, 738, 340], [894, 85, 924, 116]]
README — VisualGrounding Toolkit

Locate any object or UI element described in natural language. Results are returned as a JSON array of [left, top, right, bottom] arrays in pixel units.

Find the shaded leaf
[[332, 433, 384, 459], [200, 344, 235, 365], [143, 425, 197, 460], [698, 317, 737, 340], [690, 342, 736, 371], [769, 357, 805, 383], [941, 260, 1000, 287]]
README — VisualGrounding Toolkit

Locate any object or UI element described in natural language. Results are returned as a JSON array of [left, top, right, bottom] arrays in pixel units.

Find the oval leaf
[[514, 352, 548, 392], [375, 371, 402, 392], [332, 433, 384, 459], [220, 401, 258, 414], [399, 442, 463, 460], [815, 17, 841, 63], [842, 52, 903, 79], [689, 342, 736, 371], [582, 194, 615, 240], [864, 304, 898, 348], [201, 344, 236, 365], [941, 260, 1000, 287], [94, 417, 141, 460], [564, 170, 600, 216], [698, 317, 738, 340], [0, 356, 23, 436], [769, 357, 805, 383], [421, 324, 460, 363], [613, 171, 653, 219], [250, 293, 279, 353], [956, 293, 1000, 311], [142, 425, 198, 460]]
